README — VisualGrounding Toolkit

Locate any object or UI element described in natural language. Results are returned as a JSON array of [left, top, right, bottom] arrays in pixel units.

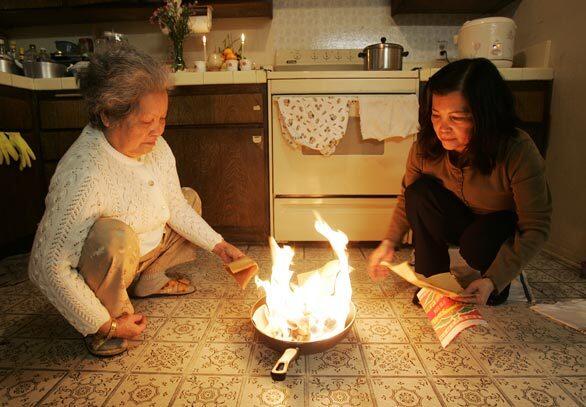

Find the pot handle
[[358, 52, 365, 58], [402, 51, 409, 57], [271, 347, 299, 381]]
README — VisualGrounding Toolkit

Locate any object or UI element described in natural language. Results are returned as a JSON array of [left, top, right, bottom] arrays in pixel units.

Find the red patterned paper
[[417, 288, 486, 348]]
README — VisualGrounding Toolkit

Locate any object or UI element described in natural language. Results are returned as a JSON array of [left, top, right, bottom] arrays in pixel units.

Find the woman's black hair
[[418, 58, 518, 174]]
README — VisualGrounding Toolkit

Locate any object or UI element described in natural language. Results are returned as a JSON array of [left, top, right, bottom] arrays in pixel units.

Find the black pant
[[405, 176, 516, 305]]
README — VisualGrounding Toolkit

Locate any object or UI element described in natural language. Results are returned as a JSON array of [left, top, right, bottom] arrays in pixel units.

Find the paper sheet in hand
[[225, 256, 259, 289], [296, 260, 349, 296], [418, 287, 487, 347], [531, 300, 586, 332], [380, 261, 474, 301]]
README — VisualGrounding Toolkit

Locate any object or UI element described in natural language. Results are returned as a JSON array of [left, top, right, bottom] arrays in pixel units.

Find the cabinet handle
[[252, 105, 261, 111], [252, 135, 263, 144], [54, 93, 82, 98]]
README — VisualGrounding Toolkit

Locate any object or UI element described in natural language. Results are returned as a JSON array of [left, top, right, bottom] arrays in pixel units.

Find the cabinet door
[[163, 126, 268, 242]]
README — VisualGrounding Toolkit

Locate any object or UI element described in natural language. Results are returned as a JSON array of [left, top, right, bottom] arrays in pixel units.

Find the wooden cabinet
[[0, 0, 272, 28], [26, 84, 269, 252], [390, 0, 514, 15], [0, 86, 46, 258]]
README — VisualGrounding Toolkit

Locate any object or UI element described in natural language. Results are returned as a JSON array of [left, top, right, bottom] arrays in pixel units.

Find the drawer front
[[274, 197, 396, 242], [0, 94, 33, 130], [39, 98, 87, 129], [513, 89, 546, 123], [40, 131, 80, 161], [167, 93, 263, 125]]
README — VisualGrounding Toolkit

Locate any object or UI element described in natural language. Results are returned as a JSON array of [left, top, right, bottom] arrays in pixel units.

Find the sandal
[[154, 278, 196, 296], [84, 335, 128, 357]]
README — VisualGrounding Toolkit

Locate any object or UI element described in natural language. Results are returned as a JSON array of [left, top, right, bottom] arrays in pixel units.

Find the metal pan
[[250, 297, 356, 381]]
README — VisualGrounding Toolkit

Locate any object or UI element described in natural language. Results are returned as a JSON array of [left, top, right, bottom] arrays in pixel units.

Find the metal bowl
[[22, 61, 67, 78], [0, 59, 21, 75]]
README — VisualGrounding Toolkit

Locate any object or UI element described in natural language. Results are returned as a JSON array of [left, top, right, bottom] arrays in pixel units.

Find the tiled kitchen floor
[[0, 245, 584, 406]]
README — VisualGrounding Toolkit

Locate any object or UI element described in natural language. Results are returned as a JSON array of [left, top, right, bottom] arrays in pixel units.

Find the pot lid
[[362, 37, 404, 52], [462, 17, 516, 29]]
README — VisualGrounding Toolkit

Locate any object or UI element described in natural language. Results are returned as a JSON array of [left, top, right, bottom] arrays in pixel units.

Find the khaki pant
[[78, 188, 202, 318]]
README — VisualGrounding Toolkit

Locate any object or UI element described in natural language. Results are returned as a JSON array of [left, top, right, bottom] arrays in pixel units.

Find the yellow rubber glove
[[6, 132, 36, 171], [0, 132, 19, 166]]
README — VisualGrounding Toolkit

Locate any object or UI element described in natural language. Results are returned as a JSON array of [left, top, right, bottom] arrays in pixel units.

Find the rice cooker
[[454, 17, 516, 67]]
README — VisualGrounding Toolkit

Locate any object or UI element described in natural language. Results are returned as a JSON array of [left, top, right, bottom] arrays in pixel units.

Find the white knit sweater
[[28, 125, 223, 336]]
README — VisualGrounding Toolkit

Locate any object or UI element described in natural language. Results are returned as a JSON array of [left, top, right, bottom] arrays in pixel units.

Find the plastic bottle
[[24, 44, 37, 63], [8, 41, 17, 61], [0, 39, 7, 59], [38, 48, 50, 62]]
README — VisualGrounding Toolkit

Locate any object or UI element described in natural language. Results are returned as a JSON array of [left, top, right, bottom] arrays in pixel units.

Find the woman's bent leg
[[78, 218, 140, 318], [405, 177, 474, 277]]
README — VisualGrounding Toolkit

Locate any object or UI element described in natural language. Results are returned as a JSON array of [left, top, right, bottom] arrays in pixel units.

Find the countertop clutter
[[0, 67, 553, 91]]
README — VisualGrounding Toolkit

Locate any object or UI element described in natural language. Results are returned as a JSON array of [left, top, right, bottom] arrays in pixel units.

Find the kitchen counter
[[0, 70, 268, 91]]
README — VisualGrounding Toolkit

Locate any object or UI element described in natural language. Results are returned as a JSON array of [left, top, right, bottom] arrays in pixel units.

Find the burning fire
[[254, 214, 353, 342]]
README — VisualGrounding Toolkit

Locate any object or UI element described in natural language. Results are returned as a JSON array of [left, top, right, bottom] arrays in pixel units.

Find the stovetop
[[275, 49, 363, 71]]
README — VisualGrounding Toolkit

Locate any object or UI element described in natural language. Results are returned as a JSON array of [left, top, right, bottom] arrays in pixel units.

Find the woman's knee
[[182, 187, 202, 215], [405, 177, 438, 213], [85, 218, 140, 259]]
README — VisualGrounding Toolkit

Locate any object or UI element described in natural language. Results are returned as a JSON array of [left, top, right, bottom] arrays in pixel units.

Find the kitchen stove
[[268, 50, 419, 242]]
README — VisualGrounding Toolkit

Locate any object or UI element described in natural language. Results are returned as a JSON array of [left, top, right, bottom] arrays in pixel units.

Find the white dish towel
[[276, 96, 353, 155], [358, 94, 419, 141]]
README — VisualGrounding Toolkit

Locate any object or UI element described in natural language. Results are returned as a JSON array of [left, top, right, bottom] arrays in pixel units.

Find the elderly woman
[[29, 44, 244, 356], [367, 58, 552, 306]]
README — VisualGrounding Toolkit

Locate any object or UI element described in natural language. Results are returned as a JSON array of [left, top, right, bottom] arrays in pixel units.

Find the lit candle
[[241, 33, 245, 58], [202, 35, 207, 62]]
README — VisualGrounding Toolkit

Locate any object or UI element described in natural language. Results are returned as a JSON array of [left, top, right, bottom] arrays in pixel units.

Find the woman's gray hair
[[78, 43, 169, 130]]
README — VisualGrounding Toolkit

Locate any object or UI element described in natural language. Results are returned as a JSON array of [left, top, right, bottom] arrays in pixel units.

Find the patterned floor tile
[[308, 343, 366, 375], [155, 318, 209, 342], [352, 284, 386, 299], [381, 280, 419, 299], [174, 375, 242, 407], [467, 344, 545, 376], [433, 377, 509, 406], [132, 342, 195, 373], [191, 342, 251, 375], [26, 339, 87, 370], [371, 378, 442, 407], [530, 282, 583, 299], [455, 323, 509, 343], [493, 315, 584, 343], [0, 294, 26, 313], [12, 314, 81, 339], [0, 314, 34, 337], [106, 373, 181, 406], [309, 376, 374, 406], [249, 343, 306, 376], [497, 377, 579, 406], [242, 376, 304, 407], [204, 318, 255, 342], [524, 269, 561, 282], [134, 316, 166, 341], [174, 299, 220, 318], [551, 268, 583, 282], [363, 344, 426, 376], [352, 298, 396, 318], [303, 246, 335, 260], [183, 283, 227, 299], [355, 318, 408, 343], [349, 264, 378, 284], [132, 298, 179, 317], [0, 369, 66, 407], [399, 318, 439, 343], [217, 299, 255, 318], [558, 377, 586, 405], [77, 340, 146, 372], [0, 369, 11, 384], [39, 371, 123, 406], [414, 344, 485, 376], [0, 280, 38, 298], [223, 284, 263, 300], [245, 245, 272, 261], [390, 298, 427, 318], [8, 296, 59, 315], [525, 343, 586, 375]]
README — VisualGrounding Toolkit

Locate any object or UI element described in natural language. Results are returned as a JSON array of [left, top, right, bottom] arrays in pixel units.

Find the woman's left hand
[[212, 240, 245, 264], [461, 278, 496, 305]]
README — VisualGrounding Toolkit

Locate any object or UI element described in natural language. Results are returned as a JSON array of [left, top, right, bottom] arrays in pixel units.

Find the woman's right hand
[[113, 313, 148, 339], [367, 240, 395, 282]]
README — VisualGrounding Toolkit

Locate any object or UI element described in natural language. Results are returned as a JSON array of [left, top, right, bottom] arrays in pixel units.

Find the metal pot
[[0, 58, 21, 75], [22, 61, 67, 78], [251, 297, 357, 381], [358, 37, 409, 71]]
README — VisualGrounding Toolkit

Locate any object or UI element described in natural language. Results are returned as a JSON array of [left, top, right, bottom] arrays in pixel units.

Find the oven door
[[271, 96, 414, 196]]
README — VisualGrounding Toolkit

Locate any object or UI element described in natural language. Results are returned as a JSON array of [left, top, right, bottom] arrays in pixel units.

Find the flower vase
[[172, 38, 186, 72]]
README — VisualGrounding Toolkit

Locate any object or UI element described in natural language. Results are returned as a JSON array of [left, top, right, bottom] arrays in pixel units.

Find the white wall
[[7, 0, 474, 68], [511, 0, 586, 264]]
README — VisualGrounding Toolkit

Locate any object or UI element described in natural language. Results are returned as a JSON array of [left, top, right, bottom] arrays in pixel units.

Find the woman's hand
[[461, 278, 496, 305], [97, 313, 147, 339], [212, 240, 245, 264], [367, 240, 395, 282]]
